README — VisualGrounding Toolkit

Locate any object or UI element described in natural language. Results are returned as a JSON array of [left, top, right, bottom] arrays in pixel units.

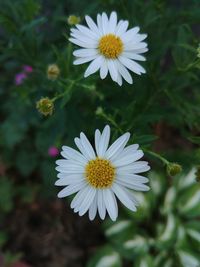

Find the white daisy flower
[[69, 11, 148, 86], [55, 125, 150, 221]]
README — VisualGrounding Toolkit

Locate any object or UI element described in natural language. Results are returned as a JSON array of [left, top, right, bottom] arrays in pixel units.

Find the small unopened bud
[[96, 107, 103, 115], [167, 163, 182, 176], [36, 97, 54, 116], [67, 15, 80, 25], [195, 166, 200, 182], [47, 64, 60, 80]]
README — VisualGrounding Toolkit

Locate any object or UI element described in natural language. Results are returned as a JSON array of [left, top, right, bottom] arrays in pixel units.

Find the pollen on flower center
[[98, 34, 123, 59], [85, 158, 115, 188]]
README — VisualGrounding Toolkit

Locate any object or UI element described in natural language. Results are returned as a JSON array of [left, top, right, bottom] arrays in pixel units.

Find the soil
[[3, 199, 104, 267]]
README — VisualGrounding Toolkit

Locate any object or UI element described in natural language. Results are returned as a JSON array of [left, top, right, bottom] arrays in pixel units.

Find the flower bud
[[95, 107, 103, 115], [167, 163, 182, 176], [47, 64, 60, 80], [36, 97, 54, 116], [67, 15, 80, 25]]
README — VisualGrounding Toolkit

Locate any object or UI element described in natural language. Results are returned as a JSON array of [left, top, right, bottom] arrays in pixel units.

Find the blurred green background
[[0, 0, 200, 266]]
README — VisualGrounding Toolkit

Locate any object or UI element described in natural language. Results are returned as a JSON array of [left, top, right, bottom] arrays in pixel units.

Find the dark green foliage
[[0, 0, 200, 265]]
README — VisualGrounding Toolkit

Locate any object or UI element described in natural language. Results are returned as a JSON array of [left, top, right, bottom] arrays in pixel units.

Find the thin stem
[[144, 149, 169, 165]]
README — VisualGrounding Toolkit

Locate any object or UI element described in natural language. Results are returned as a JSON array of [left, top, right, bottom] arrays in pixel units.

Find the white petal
[[78, 187, 96, 216], [116, 173, 149, 184], [132, 48, 148, 54], [70, 185, 90, 209], [98, 125, 110, 157], [74, 137, 93, 160], [116, 73, 123, 86], [95, 129, 101, 155], [85, 15, 100, 35], [69, 38, 97, 49], [84, 56, 103, 77], [70, 31, 96, 43], [125, 41, 148, 51], [73, 48, 98, 58], [116, 179, 150, 191], [97, 14, 103, 36], [115, 20, 129, 36], [109, 11, 117, 33], [61, 146, 88, 164], [73, 56, 97, 65], [116, 60, 133, 84], [122, 52, 146, 61], [56, 159, 83, 167], [55, 174, 84, 186], [107, 59, 118, 82], [105, 132, 130, 160], [117, 162, 150, 174], [80, 132, 96, 159], [57, 181, 86, 198], [112, 183, 137, 211], [55, 165, 84, 173], [103, 189, 118, 221], [112, 150, 144, 167], [120, 27, 140, 42], [100, 59, 108, 79], [97, 190, 106, 219], [102, 12, 109, 34], [76, 24, 98, 39], [119, 56, 146, 75], [89, 193, 98, 220]]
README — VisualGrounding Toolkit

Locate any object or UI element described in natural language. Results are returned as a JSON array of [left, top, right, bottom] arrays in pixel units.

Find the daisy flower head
[[69, 11, 148, 86], [55, 125, 150, 221]]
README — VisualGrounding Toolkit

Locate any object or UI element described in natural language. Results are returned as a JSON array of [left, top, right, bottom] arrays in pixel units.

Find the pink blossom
[[48, 146, 59, 157], [15, 72, 27, 85], [23, 65, 33, 73]]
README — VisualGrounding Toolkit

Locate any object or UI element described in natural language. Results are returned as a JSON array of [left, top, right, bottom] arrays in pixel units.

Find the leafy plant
[[87, 169, 200, 267]]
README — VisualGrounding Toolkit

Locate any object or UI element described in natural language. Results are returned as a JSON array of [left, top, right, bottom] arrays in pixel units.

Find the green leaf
[[162, 187, 177, 214], [87, 246, 121, 267], [122, 235, 149, 258], [176, 169, 196, 191], [185, 221, 200, 246], [188, 136, 200, 145], [134, 255, 154, 267], [178, 184, 200, 218], [15, 149, 38, 177], [177, 249, 200, 267], [21, 17, 47, 32], [0, 231, 8, 247], [156, 214, 177, 249], [105, 220, 132, 238], [0, 177, 14, 213]]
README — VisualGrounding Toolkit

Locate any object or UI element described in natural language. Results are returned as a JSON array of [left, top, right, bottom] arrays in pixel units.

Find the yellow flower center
[[98, 34, 123, 59], [85, 158, 115, 188]]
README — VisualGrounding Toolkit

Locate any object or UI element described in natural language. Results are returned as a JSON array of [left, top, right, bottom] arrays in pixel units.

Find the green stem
[[144, 149, 169, 165]]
